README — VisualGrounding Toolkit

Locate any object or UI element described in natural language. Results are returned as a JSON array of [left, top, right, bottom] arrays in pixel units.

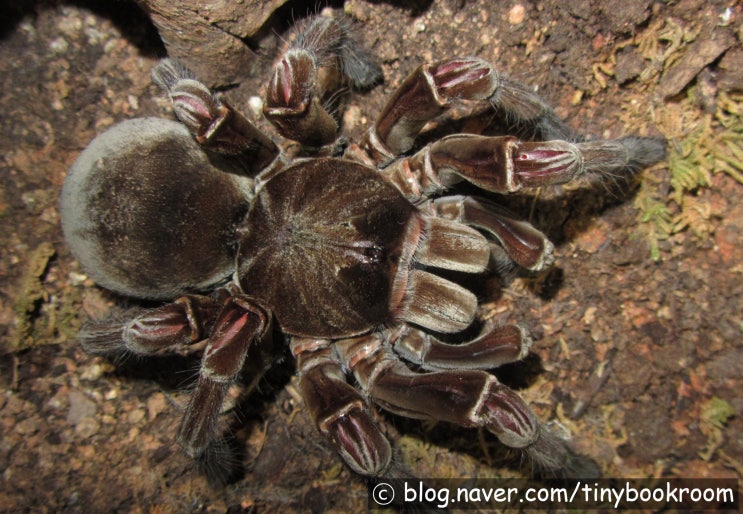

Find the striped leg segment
[[152, 59, 280, 175], [390, 322, 532, 371], [382, 133, 665, 202], [430, 195, 554, 272], [176, 295, 270, 463], [292, 337, 391, 476], [335, 335, 539, 450], [363, 57, 573, 164], [263, 16, 382, 150]]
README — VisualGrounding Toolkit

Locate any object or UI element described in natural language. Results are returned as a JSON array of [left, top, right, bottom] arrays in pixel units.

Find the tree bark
[[136, 0, 287, 87]]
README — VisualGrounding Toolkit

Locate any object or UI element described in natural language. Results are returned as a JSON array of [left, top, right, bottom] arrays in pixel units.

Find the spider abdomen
[[61, 118, 253, 300], [237, 158, 417, 338]]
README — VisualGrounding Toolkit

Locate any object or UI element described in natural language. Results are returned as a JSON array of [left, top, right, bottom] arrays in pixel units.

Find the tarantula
[[61, 15, 665, 482]]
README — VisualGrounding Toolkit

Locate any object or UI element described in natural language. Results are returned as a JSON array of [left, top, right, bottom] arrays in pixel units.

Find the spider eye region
[[237, 158, 416, 338]]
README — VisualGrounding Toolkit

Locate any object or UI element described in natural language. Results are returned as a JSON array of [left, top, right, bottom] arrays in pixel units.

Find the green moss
[[9, 242, 56, 352], [635, 92, 743, 260], [627, 17, 743, 260], [699, 396, 735, 461]]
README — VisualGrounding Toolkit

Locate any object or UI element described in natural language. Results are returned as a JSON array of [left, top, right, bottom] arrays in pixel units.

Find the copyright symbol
[[372, 482, 395, 506]]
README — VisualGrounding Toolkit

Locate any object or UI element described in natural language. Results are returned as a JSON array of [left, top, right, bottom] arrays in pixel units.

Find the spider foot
[[426, 58, 573, 141], [580, 135, 667, 175], [152, 59, 279, 172], [77, 309, 147, 359], [525, 427, 601, 479], [264, 15, 381, 150], [194, 435, 244, 487], [291, 15, 382, 89], [293, 339, 392, 476], [77, 293, 224, 357]]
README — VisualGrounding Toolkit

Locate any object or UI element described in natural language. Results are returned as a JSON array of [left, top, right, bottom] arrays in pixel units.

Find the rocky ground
[[1, 0, 741, 512]]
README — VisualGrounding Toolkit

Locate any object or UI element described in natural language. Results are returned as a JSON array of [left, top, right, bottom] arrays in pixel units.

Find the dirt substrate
[[1, 0, 741, 512]]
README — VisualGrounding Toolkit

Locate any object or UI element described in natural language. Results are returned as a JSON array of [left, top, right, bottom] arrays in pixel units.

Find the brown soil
[[1, 0, 741, 512]]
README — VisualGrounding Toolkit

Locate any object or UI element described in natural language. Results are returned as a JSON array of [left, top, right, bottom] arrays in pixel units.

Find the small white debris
[[68, 271, 88, 286], [49, 37, 69, 55], [719, 7, 732, 26], [80, 362, 105, 381], [127, 94, 139, 111], [247, 95, 264, 117]]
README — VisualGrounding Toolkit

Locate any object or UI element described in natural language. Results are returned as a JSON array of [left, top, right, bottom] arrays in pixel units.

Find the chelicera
[[61, 15, 665, 482]]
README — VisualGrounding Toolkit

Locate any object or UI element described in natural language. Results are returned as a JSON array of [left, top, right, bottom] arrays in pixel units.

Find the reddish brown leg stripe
[[392, 323, 532, 371], [431, 195, 554, 271], [202, 296, 269, 380], [348, 353, 539, 449], [122, 294, 223, 354], [293, 338, 391, 476], [176, 295, 270, 458], [151, 59, 279, 174]]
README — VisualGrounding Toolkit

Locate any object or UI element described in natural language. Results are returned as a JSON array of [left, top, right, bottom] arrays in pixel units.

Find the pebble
[[247, 96, 264, 117], [342, 104, 363, 132], [48, 37, 69, 55], [79, 362, 105, 381], [146, 393, 167, 421], [68, 271, 88, 286], [127, 408, 145, 424], [75, 417, 100, 438], [508, 4, 526, 25], [14, 416, 40, 436], [66, 390, 96, 425]]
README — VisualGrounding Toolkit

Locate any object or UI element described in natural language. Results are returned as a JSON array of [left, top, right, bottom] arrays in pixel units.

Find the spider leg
[[390, 214, 490, 333], [363, 57, 574, 164], [412, 216, 490, 272], [82, 290, 271, 481], [177, 295, 270, 466], [382, 133, 666, 202], [391, 322, 532, 371], [393, 208, 545, 333], [292, 337, 392, 476], [429, 195, 554, 272], [78, 292, 226, 356], [263, 15, 382, 151], [335, 335, 538, 450], [395, 269, 479, 333], [152, 59, 281, 175], [333, 333, 596, 478]]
